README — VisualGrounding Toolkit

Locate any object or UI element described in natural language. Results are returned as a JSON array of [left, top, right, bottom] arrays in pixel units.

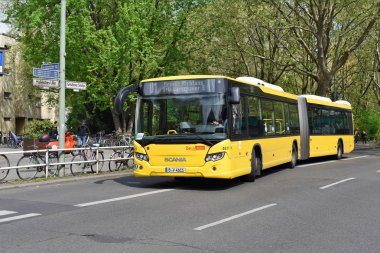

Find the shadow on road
[[93, 148, 379, 190], [94, 174, 247, 191]]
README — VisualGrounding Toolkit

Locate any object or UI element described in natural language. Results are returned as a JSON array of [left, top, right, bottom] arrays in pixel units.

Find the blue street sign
[[33, 68, 59, 79], [41, 63, 59, 71], [0, 50, 4, 75]]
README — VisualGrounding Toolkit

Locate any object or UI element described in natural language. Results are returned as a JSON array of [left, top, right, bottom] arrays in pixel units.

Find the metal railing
[[0, 145, 134, 182]]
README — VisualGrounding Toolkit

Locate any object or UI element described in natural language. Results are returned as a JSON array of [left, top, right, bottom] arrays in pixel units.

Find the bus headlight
[[205, 152, 225, 162], [135, 152, 149, 161]]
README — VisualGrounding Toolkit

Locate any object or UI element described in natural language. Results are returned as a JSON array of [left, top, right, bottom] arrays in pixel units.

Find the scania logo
[[164, 157, 187, 162]]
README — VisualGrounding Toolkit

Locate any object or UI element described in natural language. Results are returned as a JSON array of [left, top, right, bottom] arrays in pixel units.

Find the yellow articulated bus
[[115, 75, 354, 182]]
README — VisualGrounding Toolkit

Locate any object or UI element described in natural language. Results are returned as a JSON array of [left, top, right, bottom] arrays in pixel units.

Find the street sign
[[33, 68, 59, 79], [66, 80, 87, 90], [41, 63, 59, 71], [33, 78, 59, 88]]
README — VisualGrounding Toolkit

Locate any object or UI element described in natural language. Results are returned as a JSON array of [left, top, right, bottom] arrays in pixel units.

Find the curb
[[354, 145, 379, 150], [0, 170, 134, 191]]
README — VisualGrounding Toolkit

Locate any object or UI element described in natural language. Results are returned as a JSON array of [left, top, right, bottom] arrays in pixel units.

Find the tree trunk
[[111, 108, 122, 133], [315, 74, 332, 96], [126, 105, 135, 135]]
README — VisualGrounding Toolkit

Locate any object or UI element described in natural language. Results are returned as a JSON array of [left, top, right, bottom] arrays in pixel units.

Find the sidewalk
[[354, 141, 379, 150], [0, 170, 134, 191]]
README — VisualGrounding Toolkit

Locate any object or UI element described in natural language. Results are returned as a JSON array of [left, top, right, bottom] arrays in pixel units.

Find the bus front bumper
[[133, 161, 236, 179]]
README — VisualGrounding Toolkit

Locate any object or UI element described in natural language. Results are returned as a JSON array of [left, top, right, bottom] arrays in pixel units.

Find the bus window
[[284, 103, 290, 134], [247, 97, 263, 137], [329, 110, 336, 134], [309, 106, 322, 134], [321, 109, 331, 134], [289, 104, 299, 134], [261, 99, 275, 135], [346, 112, 353, 135], [335, 111, 350, 134], [274, 101, 285, 135], [232, 97, 248, 136]]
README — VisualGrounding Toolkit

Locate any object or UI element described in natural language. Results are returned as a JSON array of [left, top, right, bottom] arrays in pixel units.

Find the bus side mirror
[[114, 85, 139, 115], [230, 87, 240, 104]]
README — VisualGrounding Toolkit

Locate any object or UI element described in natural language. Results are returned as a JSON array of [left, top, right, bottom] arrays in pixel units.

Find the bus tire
[[288, 144, 297, 169], [245, 153, 261, 182], [336, 141, 343, 160]]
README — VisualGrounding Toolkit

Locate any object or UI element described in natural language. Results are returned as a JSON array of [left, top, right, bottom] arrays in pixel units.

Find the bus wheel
[[336, 141, 343, 160], [245, 154, 261, 182], [288, 144, 297, 169]]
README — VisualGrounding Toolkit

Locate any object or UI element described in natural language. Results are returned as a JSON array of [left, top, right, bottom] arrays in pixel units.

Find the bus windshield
[[136, 94, 227, 144]]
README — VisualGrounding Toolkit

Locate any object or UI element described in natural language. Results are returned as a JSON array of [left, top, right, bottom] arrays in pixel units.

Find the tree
[[266, 0, 379, 96], [6, 0, 206, 133]]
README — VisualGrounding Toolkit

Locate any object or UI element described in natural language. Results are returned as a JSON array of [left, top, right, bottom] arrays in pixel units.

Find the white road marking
[[320, 177, 356, 190], [298, 161, 336, 167], [75, 189, 175, 207], [376, 170, 380, 173], [194, 203, 277, 231], [0, 210, 17, 216], [342, 156, 369, 161], [298, 155, 369, 168], [0, 213, 41, 223]]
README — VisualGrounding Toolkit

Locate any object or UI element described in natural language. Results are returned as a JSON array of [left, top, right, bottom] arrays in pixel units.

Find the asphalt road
[[0, 148, 379, 253]]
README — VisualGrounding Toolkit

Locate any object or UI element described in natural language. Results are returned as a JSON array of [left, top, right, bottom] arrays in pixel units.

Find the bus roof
[[140, 76, 351, 109], [302, 96, 352, 110], [141, 75, 298, 100]]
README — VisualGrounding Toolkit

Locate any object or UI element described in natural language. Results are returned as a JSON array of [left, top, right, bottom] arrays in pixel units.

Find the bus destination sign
[[142, 78, 226, 96]]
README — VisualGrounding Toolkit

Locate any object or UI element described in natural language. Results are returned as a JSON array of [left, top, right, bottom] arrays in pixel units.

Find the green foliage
[[6, 0, 207, 132], [355, 110, 380, 141], [4, 0, 379, 135], [24, 120, 54, 140]]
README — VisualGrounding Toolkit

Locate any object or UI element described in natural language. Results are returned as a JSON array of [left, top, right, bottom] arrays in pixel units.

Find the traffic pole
[[58, 0, 66, 177]]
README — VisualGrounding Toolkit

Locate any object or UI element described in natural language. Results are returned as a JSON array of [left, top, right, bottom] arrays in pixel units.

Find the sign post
[[58, 0, 66, 177]]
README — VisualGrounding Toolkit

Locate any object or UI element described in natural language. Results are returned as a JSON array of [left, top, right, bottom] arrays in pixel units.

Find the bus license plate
[[165, 168, 186, 173]]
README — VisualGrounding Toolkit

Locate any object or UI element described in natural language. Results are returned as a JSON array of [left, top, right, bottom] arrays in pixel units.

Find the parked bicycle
[[0, 154, 10, 181], [7, 131, 23, 149], [103, 131, 134, 147], [16, 147, 58, 180], [108, 145, 134, 172], [70, 143, 104, 176]]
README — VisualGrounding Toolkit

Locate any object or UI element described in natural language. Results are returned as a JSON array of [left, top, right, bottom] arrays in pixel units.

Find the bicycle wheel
[[0, 154, 10, 181], [7, 139, 14, 148], [82, 145, 92, 160], [70, 153, 88, 176], [126, 151, 135, 169], [46, 153, 59, 176], [90, 152, 104, 173], [109, 151, 123, 172], [17, 155, 39, 180]]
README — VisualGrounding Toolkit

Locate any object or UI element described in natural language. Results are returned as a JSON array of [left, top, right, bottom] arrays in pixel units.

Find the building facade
[[0, 34, 58, 136]]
